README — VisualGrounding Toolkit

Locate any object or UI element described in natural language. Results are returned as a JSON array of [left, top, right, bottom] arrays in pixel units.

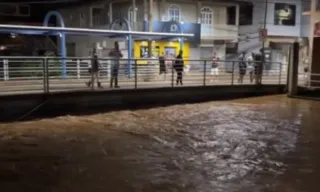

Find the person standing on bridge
[[210, 52, 219, 82], [174, 50, 184, 85], [238, 52, 247, 84], [108, 41, 123, 88], [159, 52, 167, 80], [86, 48, 102, 88]]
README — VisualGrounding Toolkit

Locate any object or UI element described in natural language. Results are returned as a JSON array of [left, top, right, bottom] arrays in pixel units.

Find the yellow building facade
[[134, 40, 190, 64]]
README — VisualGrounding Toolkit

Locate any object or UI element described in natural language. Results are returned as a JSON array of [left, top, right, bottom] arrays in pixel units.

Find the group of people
[[85, 41, 123, 88], [238, 51, 263, 84], [158, 50, 185, 85], [85, 45, 264, 88], [209, 51, 263, 84]]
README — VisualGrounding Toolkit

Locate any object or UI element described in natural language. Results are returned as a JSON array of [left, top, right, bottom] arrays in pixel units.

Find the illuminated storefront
[[134, 20, 200, 65], [134, 40, 190, 64]]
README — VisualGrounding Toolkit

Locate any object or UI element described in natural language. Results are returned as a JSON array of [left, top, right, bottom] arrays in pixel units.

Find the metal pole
[[261, 0, 268, 82], [203, 60, 207, 86], [45, 57, 49, 93], [42, 58, 47, 93], [171, 61, 174, 87], [147, 0, 153, 57], [262, 0, 268, 49], [128, 34, 133, 78], [134, 59, 138, 88], [231, 61, 235, 85], [91, 58, 94, 91], [278, 62, 282, 85]]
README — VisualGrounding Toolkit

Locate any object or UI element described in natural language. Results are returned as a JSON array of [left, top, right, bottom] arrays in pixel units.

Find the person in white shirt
[[210, 53, 219, 82], [247, 53, 255, 83]]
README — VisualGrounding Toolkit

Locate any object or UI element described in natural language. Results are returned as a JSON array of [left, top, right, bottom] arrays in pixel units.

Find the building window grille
[[201, 7, 213, 25], [168, 4, 181, 21]]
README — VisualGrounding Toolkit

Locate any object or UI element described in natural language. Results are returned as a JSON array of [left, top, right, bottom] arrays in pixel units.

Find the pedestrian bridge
[[0, 56, 300, 95], [0, 56, 304, 121]]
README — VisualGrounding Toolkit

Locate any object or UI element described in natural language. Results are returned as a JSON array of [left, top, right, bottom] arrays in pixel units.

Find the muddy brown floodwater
[[0, 95, 320, 192]]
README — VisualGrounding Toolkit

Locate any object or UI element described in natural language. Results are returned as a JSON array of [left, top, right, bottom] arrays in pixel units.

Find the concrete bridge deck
[[0, 74, 290, 95]]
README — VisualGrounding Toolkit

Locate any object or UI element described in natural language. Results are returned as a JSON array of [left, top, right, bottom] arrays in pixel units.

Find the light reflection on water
[[0, 95, 319, 192]]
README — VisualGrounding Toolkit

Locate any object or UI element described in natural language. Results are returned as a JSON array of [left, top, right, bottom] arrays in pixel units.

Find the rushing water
[[0, 95, 319, 192]]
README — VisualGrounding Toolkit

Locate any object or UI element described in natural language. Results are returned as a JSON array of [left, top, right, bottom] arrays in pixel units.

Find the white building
[[58, 0, 240, 61], [58, 0, 309, 67]]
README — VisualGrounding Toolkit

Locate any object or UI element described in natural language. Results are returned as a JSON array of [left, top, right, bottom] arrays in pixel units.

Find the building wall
[[238, 0, 309, 65], [58, 0, 238, 60]]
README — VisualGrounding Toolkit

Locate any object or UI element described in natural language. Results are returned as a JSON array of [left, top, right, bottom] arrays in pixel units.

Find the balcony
[[201, 24, 238, 40]]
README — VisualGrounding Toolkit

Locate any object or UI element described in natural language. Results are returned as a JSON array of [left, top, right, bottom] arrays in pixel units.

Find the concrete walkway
[[0, 73, 295, 96]]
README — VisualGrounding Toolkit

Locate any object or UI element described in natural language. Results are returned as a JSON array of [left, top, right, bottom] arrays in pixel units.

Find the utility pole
[[148, 0, 153, 57], [262, 0, 268, 51]]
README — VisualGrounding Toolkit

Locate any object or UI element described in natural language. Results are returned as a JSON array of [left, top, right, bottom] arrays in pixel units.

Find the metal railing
[[0, 57, 286, 95], [298, 71, 320, 88]]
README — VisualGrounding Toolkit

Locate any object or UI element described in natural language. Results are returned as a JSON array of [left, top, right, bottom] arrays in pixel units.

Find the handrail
[[0, 56, 283, 64], [0, 57, 286, 95]]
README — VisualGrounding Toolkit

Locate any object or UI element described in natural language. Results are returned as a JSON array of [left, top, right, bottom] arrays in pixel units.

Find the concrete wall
[[0, 85, 286, 122]]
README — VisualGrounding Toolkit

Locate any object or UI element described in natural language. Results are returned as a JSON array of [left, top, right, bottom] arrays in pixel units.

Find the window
[[201, 7, 213, 25], [227, 6, 236, 25], [91, 7, 105, 26], [128, 6, 137, 24], [168, 4, 181, 21], [239, 3, 253, 25], [226, 42, 238, 54]]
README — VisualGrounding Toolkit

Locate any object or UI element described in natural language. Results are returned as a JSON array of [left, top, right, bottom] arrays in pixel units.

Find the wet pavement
[[0, 95, 319, 192]]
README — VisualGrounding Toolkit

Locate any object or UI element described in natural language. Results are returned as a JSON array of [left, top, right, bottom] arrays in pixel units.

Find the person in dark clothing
[[86, 48, 102, 88], [159, 52, 166, 74], [253, 52, 263, 85], [159, 52, 166, 79], [238, 52, 247, 84], [108, 41, 123, 88], [174, 50, 184, 85], [253, 53, 263, 85]]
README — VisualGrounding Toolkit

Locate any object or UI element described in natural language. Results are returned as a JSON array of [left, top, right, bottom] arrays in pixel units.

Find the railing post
[[134, 59, 138, 89], [231, 61, 235, 85], [171, 60, 174, 87], [107, 59, 111, 78], [91, 61, 94, 91], [76, 59, 80, 79], [278, 62, 282, 85], [203, 60, 207, 86], [42, 58, 47, 93], [3, 59, 8, 81], [45, 57, 49, 93]]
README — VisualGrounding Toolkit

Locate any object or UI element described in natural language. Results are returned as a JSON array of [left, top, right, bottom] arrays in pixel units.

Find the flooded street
[[0, 95, 320, 192]]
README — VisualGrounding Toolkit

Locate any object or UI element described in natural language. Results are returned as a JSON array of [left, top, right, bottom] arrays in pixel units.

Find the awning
[[0, 24, 193, 39]]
